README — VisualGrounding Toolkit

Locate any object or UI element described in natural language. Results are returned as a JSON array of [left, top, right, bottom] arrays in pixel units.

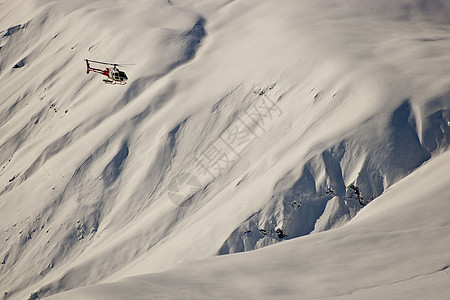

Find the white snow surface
[[0, 0, 449, 299], [50, 149, 450, 300]]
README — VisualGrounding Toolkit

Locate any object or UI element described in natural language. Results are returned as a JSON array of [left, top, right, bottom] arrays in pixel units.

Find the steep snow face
[[0, 0, 450, 299], [48, 147, 450, 300]]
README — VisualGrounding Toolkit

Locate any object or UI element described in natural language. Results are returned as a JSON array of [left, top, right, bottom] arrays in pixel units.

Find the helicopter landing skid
[[103, 79, 126, 85]]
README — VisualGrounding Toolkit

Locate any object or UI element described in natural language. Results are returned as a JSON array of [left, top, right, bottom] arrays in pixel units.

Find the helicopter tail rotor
[[85, 59, 91, 74]]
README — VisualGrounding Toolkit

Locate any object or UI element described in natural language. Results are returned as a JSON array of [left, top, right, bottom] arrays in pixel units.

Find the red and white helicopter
[[85, 59, 131, 85]]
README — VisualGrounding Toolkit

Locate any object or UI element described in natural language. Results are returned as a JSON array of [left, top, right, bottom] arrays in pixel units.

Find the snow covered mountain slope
[[49, 147, 450, 300], [0, 0, 449, 299]]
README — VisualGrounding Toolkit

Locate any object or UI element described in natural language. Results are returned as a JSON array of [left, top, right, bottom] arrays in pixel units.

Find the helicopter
[[85, 59, 131, 85]]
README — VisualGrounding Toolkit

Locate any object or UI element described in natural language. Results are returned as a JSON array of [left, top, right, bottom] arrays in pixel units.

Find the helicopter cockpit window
[[119, 71, 127, 80]]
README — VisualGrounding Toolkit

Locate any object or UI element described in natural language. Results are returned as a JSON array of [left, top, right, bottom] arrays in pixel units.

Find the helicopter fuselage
[[85, 59, 128, 85]]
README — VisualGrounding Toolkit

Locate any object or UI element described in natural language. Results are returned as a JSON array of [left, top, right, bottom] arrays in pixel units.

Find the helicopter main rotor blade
[[86, 59, 135, 67], [87, 59, 114, 66]]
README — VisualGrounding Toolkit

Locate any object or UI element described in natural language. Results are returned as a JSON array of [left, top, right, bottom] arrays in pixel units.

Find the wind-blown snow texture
[[0, 0, 449, 299], [51, 149, 450, 300]]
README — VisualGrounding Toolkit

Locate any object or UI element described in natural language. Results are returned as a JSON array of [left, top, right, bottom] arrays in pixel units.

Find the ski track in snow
[[0, 0, 450, 299]]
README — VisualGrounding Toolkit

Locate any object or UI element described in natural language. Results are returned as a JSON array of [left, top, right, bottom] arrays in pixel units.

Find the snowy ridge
[[49, 149, 450, 300], [219, 95, 450, 254], [0, 0, 450, 299]]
